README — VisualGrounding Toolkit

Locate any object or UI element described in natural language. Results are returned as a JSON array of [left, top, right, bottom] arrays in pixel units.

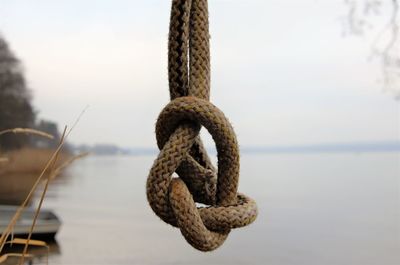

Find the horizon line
[[72, 140, 400, 155]]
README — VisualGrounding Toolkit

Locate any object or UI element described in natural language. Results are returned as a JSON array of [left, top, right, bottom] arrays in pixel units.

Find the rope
[[146, 0, 258, 251]]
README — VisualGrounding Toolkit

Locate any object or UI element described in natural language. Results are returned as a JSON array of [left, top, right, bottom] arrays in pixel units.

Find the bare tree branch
[[343, 0, 400, 99]]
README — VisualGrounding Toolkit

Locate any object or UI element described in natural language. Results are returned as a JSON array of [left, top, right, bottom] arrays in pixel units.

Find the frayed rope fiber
[[146, 0, 258, 251]]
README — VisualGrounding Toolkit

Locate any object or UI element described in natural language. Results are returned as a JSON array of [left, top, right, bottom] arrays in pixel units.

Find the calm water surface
[[31, 153, 399, 265]]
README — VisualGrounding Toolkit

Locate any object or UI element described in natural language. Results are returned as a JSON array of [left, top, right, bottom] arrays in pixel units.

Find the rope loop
[[146, 0, 258, 251]]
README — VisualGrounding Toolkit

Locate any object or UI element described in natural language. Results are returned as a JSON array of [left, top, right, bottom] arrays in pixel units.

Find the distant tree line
[[0, 34, 60, 150]]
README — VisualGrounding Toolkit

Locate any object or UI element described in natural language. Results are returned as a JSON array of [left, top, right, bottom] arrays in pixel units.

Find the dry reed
[[18, 127, 67, 265], [3, 238, 49, 264], [0, 148, 86, 264], [6, 238, 48, 248], [0, 128, 54, 139], [0, 108, 87, 264], [0, 141, 63, 260], [0, 253, 34, 264]]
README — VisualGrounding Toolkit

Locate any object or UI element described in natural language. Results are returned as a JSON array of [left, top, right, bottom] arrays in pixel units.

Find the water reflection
[[4, 153, 399, 265]]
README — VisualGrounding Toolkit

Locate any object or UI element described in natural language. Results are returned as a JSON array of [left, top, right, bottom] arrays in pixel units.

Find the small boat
[[0, 205, 61, 240]]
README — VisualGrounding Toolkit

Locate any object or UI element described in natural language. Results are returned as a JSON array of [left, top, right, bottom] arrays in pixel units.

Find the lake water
[[28, 153, 400, 264]]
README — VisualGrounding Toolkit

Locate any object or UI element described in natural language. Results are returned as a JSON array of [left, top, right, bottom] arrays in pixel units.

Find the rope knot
[[147, 97, 257, 251], [146, 0, 257, 251]]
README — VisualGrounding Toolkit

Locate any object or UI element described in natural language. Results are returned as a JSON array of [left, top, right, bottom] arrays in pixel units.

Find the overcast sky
[[0, 0, 398, 148]]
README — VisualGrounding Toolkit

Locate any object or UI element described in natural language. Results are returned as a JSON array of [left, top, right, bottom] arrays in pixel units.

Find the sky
[[0, 0, 398, 148]]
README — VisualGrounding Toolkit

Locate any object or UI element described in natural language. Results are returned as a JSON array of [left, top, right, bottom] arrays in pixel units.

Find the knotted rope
[[146, 0, 258, 251]]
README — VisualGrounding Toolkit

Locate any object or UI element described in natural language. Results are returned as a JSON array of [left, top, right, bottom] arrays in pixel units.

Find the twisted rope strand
[[146, 0, 258, 251], [167, 0, 215, 205]]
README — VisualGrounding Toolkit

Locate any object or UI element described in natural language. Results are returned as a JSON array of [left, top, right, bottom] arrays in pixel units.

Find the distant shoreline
[[72, 141, 400, 156], [240, 141, 400, 154]]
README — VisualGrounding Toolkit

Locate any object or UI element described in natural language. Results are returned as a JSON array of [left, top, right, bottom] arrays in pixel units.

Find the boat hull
[[0, 205, 61, 240]]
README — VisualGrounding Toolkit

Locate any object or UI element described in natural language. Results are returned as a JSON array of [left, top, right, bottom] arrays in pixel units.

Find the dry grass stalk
[[6, 238, 47, 248], [0, 253, 34, 264], [18, 127, 67, 265], [0, 140, 65, 253], [0, 108, 87, 263], [14, 152, 88, 265], [0, 128, 54, 139], [6, 238, 49, 265]]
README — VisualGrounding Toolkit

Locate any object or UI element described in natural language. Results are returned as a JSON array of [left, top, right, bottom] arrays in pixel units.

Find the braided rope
[[146, 0, 258, 251]]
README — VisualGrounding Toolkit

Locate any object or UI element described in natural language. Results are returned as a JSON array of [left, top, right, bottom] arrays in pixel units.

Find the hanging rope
[[146, 0, 258, 251]]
